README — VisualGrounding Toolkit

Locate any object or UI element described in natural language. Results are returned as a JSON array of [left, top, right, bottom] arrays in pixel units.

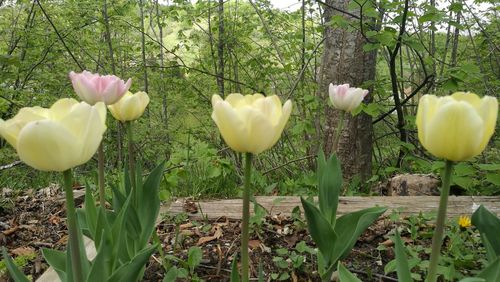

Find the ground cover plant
[[1, 0, 499, 281]]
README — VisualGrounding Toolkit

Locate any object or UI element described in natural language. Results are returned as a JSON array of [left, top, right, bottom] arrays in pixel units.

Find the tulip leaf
[[111, 194, 134, 263], [108, 244, 157, 282], [84, 183, 97, 239], [86, 234, 109, 282], [472, 205, 500, 259], [230, 253, 240, 282], [393, 230, 413, 282], [2, 247, 30, 282], [477, 257, 500, 281], [338, 262, 362, 282], [301, 197, 336, 264], [111, 183, 127, 212], [317, 152, 342, 226], [138, 162, 165, 248], [42, 248, 67, 281], [332, 206, 387, 262], [94, 207, 111, 251], [125, 205, 142, 242]]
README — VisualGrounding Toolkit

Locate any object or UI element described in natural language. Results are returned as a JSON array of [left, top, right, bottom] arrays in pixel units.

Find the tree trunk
[[318, 0, 376, 181], [217, 0, 225, 97]]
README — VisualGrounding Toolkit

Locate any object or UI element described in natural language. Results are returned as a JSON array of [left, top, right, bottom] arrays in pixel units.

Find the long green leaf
[[477, 257, 500, 281], [230, 253, 240, 282], [393, 230, 413, 282], [86, 234, 109, 282], [84, 183, 97, 239], [471, 205, 500, 259], [42, 248, 67, 281], [301, 197, 336, 264], [138, 162, 165, 248], [332, 206, 387, 263], [108, 244, 157, 282], [2, 247, 30, 282], [318, 152, 342, 226], [338, 262, 362, 282]]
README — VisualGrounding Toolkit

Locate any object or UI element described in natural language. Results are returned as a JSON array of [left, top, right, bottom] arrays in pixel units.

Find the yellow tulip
[[416, 92, 498, 161], [0, 98, 107, 172], [211, 94, 292, 154], [108, 91, 150, 121]]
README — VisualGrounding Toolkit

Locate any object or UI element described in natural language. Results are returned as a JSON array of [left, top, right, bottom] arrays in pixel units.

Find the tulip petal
[[17, 120, 81, 171], [0, 107, 49, 148], [451, 92, 481, 107], [478, 96, 498, 149], [424, 102, 483, 161], [225, 94, 245, 107], [416, 95, 439, 145], [60, 102, 106, 162], [270, 99, 292, 145], [253, 95, 282, 125], [212, 101, 248, 153], [49, 98, 79, 120], [242, 107, 275, 154]]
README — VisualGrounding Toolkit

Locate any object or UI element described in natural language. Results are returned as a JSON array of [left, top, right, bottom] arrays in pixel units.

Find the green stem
[[152, 231, 170, 272], [426, 160, 454, 282], [333, 111, 345, 154], [63, 170, 84, 282], [126, 121, 136, 192], [241, 152, 253, 282], [97, 142, 106, 208]]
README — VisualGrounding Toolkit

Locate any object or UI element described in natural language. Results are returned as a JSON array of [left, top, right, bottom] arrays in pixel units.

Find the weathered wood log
[[164, 196, 500, 219]]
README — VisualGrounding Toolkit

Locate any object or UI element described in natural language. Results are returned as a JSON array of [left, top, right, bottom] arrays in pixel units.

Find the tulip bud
[[416, 92, 498, 161], [69, 70, 131, 105], [211, 94, 292, 154], [329, 83, 368, 112], [108, 91, 150, 122], [0, 99, 107, 172]]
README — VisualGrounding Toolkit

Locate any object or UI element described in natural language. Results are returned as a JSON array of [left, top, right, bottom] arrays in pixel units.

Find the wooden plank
[[164, 196, 500, 219]]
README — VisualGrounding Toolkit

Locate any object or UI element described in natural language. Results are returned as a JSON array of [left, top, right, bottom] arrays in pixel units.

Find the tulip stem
[[97, 143, 106, 208], [126, 121, 136, 192], [241, 152, 253, 282], [333, 111, 345, 154], [63, 170, 84, 282], [426, 160, 454, 282]]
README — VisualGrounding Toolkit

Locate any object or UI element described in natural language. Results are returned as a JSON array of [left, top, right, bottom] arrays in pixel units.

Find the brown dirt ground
[[1, 187, 399, 281]]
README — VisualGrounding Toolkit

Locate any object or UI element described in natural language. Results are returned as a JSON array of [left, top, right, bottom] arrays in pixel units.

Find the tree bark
[[318, 0, 377, 181], [217, 0, 225, 98]]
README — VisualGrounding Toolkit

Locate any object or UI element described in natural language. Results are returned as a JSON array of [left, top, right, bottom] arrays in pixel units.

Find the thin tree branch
[[36, 0, 84, 71]]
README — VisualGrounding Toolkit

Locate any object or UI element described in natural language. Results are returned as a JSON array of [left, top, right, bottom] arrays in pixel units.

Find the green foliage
[[301, 153, 386, 281], [1, 248, 34, 282], [383, 212, 489, 281], [34, 162, 166, 282]]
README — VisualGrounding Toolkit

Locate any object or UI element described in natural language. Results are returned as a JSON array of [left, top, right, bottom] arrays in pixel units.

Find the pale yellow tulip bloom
[[416, 92, 498, 161], [211, 94, 292, 154], [108, 91, 150, 121], [0, 98, 107, 171]]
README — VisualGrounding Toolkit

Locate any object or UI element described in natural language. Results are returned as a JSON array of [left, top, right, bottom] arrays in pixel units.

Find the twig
[[372, 74, 434, 124], [315, 0, 360, 20], [0, 160, 22, 171], [349, 268, 398, 282], [262, 155, 316, 175], [36, 0, 84, 71]]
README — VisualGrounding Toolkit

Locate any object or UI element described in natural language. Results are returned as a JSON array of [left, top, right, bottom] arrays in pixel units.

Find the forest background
[[0, 0, 498, 200]]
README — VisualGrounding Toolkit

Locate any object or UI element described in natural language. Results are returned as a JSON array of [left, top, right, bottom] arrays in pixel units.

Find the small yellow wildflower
[[458, 215, 472, 228]]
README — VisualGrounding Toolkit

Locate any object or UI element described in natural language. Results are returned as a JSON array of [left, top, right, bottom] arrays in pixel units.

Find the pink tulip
[[329, 83, 369, 112], [69, 71, 132, 105]]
